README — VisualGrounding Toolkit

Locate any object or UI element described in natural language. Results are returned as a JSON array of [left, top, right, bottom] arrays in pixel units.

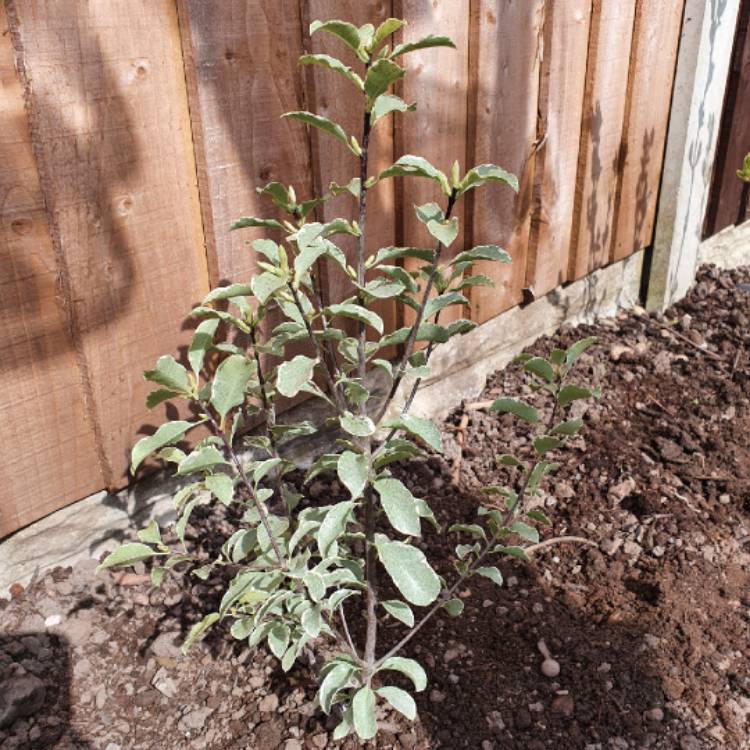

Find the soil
[[1, 264, 749, 750]]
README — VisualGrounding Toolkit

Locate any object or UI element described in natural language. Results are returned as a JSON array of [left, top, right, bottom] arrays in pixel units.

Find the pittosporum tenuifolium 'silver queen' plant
[[99, 17, 600, 742]]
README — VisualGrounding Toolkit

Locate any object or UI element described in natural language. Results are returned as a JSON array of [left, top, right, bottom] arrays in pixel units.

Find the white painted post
[[647, 0, 741, 310]]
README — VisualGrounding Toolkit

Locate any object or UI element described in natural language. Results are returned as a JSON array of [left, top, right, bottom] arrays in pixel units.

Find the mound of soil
[[1, 265, 748, 750]]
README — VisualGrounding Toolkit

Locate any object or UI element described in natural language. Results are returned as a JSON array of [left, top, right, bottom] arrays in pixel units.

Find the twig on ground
[[525, 535, 598, 555], [451, 413, 470, 485], [651, 319, 724, 362]]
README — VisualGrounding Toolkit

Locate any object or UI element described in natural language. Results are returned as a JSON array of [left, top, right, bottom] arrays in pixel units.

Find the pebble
[[44, 614, 61, 628], [181, 707, 212, 731], [680, 736, 701, 750], [651, 545, 665, 558], [284, 739, 303, 750], [644, 707, 664, 722], [0, 674, 46, 728], [429, 689, 446, 703], [541, 658, 560, 678], [150, 631, 183, 660], [311, 733, 328, 749], [259, 693, 279, 713], [151, 667, 178, 699], [550, 694, 575, 718], [600, 538, 622, 556]]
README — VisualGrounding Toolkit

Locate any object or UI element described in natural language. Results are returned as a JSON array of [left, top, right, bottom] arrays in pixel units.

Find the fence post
[[647, 0, 741, 310]]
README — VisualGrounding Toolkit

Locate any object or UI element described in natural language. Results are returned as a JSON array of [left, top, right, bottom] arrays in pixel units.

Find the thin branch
[[288, 283, 347, 415], [338, 604, 359, 659], [524, 535, 597, 555], [203, 407, 286, 569], [374, 190, 458, 424]]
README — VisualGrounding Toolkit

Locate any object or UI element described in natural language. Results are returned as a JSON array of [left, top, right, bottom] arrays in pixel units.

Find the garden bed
[[1, 265, 748, 750]]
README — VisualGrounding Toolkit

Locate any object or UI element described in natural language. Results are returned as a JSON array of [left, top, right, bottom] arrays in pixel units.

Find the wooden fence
[[0, 0, 685, 537]]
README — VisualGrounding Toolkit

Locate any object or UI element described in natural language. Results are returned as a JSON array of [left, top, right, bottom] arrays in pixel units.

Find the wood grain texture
[[177, 0, 313, 284], [8, 0, 209, 492], [569, 0, 636, 279], [527, 0, 592, 298], [612, 0, 685, 260], [468, 0, 544, 322], [704, 0, 750, 237], [0, 3, 102, 537], [399, 0, 471, 329], [304, 0, 396, 339]]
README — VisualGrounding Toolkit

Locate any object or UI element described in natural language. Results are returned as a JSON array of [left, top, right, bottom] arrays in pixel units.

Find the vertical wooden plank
[[304, 0, 396, 337], [10, 0, 210, 489], [568, 0, 636, 279], [400, 0, 471, 328], [468, 0, 544, 322], [612, 0, 685, 261], [647, 0, 741, 309], [0, 3, 101, 537], [704, 0, 750, 237], [177, 0, 313, 284], [527, 0, 592, 299]]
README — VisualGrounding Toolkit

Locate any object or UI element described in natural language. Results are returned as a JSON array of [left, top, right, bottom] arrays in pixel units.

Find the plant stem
[[356, 107, 372, 405], [203, 407, 286, 569], [288, 283, 347, 415], [374, 190, 457, 424]]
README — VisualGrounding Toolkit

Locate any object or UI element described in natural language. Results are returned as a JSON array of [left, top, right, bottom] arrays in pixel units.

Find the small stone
[[259, 693, 279, 713], [443, 647, 461, 664], [0, 674, 46, 728], [719, 493, 731, 504], [541, 658, 560, 678], [429, 689, 446, 703], [644, 707, 664, 723], [150, 631, 183, 660], [550, 694, 575, 718], [609, 345, 634, 362], [151, 667, 178, 699], [532, 602, 544, 614], [651, 545, 665, 558], [284, 740, 303, 750], [181, 707, 212, 731], [600, 538, 622, 556], [481, 741, 494, 750], [311, 733, 328, 749], [44, 615, 61, 628], [506, 576, 518, 588], [529, 701, 544, 713], [679, 736, 701, 750], [609, 477, 636, 504], [597, 662, 611, 673], [104, 744, 122, 750], [482, 599, 494, 608], [623, 541, 642, 558], [486, 710, 505, 734]]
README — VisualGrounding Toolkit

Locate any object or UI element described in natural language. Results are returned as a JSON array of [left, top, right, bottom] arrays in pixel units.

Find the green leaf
[[251, 271, 286, 304], [566, 336, 597, 366], [490, 398, 539, 424], [230, 216, 285, 231], [533, 435, 562, 455], [329, 177, 361, 198], [386, 413, 442, 452], [524, 357, 555, 383], [458, 163, 519, 195], [352, 686, 377, 741], [551, 418, 584, 436], [426, 217, 459, 247], [414, 201, 444, 225], [390, 34, 456, 58], [283, 111, 350, 149], [337, 451, 369, 499], [377, 656, 427, 692], [340, 413, 376, 437], [180, 612, 220, 654], [377, 540, 440, 606], [210, 354, 255, 418], [370, 17, 407, 51], [137, 520, 162, 545], [510, 521, 539, 544], [442, 598, 464, 616], [319, 662, 356, 714], [326, 303, 384, 334], [145, 389, 179, 409], [371, 93, 415, 125], [381, 599, 414, 627], [188, 319, 220, 375], [268, 623, 290, 659], [310, 19, 363, 58], [202, 283, 254, 305], [364, 58, 405, 102], [494, 545, 529, 562], [557, 384, 593, 407], [378, 155, 451, 195], [374, 478, 421, 537], [131, 420, 195, 473], [97, 542, 164, 571], [376, 686, 416, 721], [449, 523, 486, 540], [301, 605, 322, 637], [177, 445, 229, 475], [424, 291, 468, 319], [527, 510, 552, 527], [317, 501, 354, 558], [452, 244, 511, 265], [144, 355, 190, 393], [497, 454, 524, 468], [277, 355, 317, 398], [299, 53, 363, 90], [476, 566, 503, 587]]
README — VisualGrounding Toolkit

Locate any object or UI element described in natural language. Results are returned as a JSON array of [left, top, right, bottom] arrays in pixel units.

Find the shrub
[[99, 16, 598, 742]]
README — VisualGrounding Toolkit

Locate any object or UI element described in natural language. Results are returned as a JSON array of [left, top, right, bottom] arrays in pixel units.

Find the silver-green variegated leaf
[[377, 656, 427, 691], [490, 398, 539, 424], [188, 319, 220, 375], [337, 451, 369, 499], [557, 384, 594, 407], [374, 478, 421, 537], [340, 412, 376, 437], [283, 111, 352, 151], [299, 53, 363, 90], [177, 446, 229, 476], [210, 354, 255, 418], [364, 58, 405, 102], [381, 599, 415, 627], [458, 163, 518, 195], [97, 542, 165, 571], [426, 217, 459, 247], [369, 17, 406, 52], [476, 566, 504, 587], [378, 155, 451, 195], [317, 501, 354, 558], [390, 34, 456, 58], [277, 355, 318, 398], [319, 661, 356, 714], [309, 19, 364, 60], [352, 686, 377, 740], [131, 420, 197, 473], [386, 413, 442, 452], [326, 303, 384, 334], [371, 94, 415, 125], [181, 612, 220, 654], [144, 355, 191, 394], [377, 539, 440, 606], [377, 686, 417, 721]]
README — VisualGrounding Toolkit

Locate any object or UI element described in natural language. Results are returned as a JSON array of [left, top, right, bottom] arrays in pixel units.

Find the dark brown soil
[[1, 265, 749, 750]]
